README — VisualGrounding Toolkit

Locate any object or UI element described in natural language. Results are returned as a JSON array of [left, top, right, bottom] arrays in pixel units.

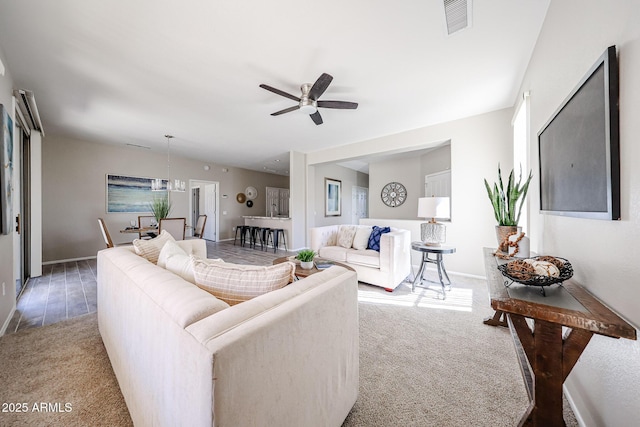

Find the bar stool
[[267, 228, 287, 253], [257, 227, 271, 251], [234, 225, 249, 246], [248, 226, 261, 249]]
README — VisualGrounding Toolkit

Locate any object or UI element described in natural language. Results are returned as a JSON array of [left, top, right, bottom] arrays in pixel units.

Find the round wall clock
[[381, 182, 407, 207]]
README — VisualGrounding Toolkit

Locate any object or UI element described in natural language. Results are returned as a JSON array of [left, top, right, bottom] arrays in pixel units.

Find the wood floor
[[5, 240, 295, 335]]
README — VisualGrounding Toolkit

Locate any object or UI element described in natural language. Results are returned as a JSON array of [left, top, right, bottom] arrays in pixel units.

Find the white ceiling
[[0, 0, 549, 175]]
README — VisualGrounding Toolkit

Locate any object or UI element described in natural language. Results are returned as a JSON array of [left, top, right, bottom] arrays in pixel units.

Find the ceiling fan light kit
[[260, 73, 358, 125]]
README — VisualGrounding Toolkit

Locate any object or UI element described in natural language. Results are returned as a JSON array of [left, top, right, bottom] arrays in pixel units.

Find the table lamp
[[418, 197, 450, 246]]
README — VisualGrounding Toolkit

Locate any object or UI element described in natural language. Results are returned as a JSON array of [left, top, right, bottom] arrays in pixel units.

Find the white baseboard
[[563, 383, 588, 427], [1, 306, 16, 336]]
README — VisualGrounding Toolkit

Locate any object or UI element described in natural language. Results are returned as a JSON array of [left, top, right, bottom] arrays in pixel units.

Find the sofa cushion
[[133, 230, 175, 264], [191, 259, 296, 306], [318, 245, 349, 262], [352, 226, 372, 250], [346, 248, 381, 268], [367, 226, 391, 252], [337, 225, 358, 248]]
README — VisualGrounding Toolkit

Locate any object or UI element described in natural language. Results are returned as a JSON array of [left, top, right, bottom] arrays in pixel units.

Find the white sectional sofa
[[97, 239, 359, 427], [310, 224, 411, 291]]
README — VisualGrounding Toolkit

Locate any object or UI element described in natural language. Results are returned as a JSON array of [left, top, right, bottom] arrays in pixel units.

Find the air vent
[[126, 143, 151, 150], [444, 0, 472, 35]]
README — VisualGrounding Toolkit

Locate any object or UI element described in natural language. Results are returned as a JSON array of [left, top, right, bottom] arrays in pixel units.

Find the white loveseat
[[310, 225, 411, 291], [97, 239, 359, 427]]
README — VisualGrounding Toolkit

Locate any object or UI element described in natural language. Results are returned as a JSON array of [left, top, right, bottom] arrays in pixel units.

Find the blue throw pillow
[[367, 226, 391, 252]]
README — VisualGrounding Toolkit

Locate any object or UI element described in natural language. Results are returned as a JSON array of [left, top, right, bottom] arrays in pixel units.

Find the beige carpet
[[0, 313, 132, 427], [0, 274, 578, 426]]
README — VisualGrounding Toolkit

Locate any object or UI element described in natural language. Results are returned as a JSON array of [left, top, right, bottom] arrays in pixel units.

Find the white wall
[[307, 108, 513, 277], [290, 150, 307, 249], [309, 163, 368, 228], [518, 1, 640, 425], [0, 45, 15, 334], [420, 144, 451, 179], [368, 144, 452, 221], [42, 135, 289, 262], [369, 156, 422, 220]]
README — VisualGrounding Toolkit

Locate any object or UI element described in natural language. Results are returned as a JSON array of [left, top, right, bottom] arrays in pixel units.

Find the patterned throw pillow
[[191, 259, 296, 306], [337, 225, 358, 248], [367, 226, 391, 252], [133, 230, 175, 264]]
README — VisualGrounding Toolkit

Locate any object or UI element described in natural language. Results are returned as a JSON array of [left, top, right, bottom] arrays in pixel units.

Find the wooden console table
[[483, 248, 636, 427]]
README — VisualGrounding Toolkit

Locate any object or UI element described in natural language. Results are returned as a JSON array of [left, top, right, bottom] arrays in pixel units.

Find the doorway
[[14, 119, 31, 298], [351, 186, 368, 224], [189, 180, 219, 241]]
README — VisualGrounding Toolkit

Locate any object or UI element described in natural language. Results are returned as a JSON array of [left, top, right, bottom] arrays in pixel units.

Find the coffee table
[[273, 256, 354, 279]]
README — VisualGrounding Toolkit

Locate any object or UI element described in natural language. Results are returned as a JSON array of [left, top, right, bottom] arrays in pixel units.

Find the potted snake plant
[[484, 164, 533, 247]]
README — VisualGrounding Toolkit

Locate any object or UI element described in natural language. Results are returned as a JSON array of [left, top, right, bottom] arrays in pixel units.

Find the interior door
[[351, 186, 368, 224], [425, 170, 452, 220], [203, 184, 217, 241], [192, 187, 200, 230]]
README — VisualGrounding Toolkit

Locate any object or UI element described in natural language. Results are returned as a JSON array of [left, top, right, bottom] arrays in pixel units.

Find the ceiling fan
[[259, 73, 358, 125]]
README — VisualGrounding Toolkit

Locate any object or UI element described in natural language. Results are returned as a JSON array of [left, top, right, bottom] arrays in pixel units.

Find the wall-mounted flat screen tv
[[538, 45, 620, 220]]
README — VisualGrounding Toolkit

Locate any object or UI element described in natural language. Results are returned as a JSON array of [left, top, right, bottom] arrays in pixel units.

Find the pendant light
[[151, 134, 185, 192]]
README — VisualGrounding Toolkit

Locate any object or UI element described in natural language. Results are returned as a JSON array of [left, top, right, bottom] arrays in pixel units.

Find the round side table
[[411, 242, 456, 299]]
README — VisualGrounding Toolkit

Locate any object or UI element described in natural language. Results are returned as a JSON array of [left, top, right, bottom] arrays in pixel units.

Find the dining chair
[[159, 217, 186, 240], [193, 215, 207, 239], [138, 215, 157, 239], [98, 218, 130, 248], [98, 218, 114, 248]]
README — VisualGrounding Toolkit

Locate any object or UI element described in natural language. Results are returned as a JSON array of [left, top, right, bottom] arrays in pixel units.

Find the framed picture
[[1, 104, 13, 235], [106, 174, 168, 213], [325, 178, 342, 217]]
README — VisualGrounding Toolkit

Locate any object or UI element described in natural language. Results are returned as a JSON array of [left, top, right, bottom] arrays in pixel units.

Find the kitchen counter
[[242, 216, 291, 220], [243, 216, 292, 249]]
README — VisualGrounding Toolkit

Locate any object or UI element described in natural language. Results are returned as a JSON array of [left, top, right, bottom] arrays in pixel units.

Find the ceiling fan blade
[[317, 100, 358, 110], [308, 73, 333, 100], [259, 84, 301, 102], [310, 111, 323, 125], [271, 105, 300, 116]]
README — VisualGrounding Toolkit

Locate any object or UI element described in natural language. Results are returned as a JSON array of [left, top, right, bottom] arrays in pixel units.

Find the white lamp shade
[[418, 197, 450, 219]]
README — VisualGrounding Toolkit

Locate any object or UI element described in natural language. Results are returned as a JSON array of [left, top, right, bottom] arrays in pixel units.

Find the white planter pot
[[300, 261, 314, 270]]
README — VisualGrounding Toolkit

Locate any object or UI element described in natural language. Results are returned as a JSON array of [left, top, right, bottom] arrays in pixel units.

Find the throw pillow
[[165, 252, 196, 284], [133, 230, 175, 264], [157, 240, 188, 268], [367, 226, 391, 252], [352, 226, 372, 250], [191, 259, 296, 306], [337, 225, 357, 249], [166, 255, 224, 285]]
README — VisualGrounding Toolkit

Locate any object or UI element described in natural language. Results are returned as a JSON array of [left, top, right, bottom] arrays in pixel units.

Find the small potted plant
[[296, 249, 316, 270], [484, 164, 533, 246]]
